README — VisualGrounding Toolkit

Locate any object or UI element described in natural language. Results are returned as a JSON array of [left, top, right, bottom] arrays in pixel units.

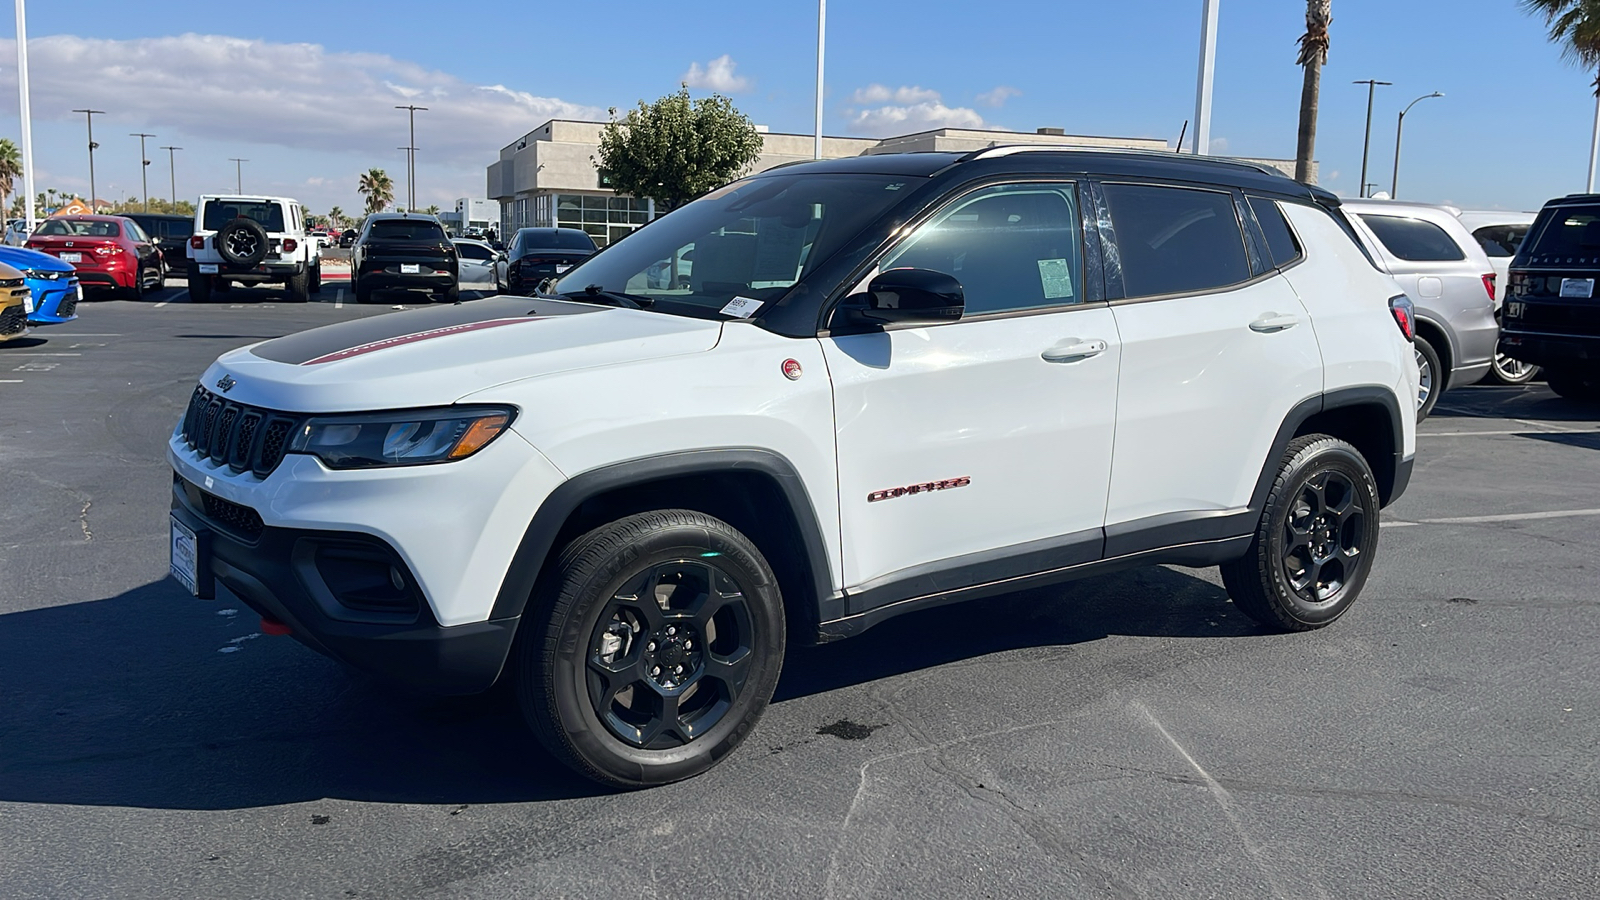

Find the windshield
[[552, 173, 916, 318], [36, 219, 119, 237], [202, 200, 285, 232]]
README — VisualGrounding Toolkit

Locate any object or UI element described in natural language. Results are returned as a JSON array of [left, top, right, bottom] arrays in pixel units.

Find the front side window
[[202, 201, 286, 232], [553, 173, 916, 319], [1103, 183, 1250, 297], [878, 182, 1085, 315], [1357, 214, 1466, 262]]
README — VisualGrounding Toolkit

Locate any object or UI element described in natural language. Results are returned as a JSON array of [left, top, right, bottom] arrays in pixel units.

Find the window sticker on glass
[[1037, 258, 1075, 300], [720, 296, 763, 318]]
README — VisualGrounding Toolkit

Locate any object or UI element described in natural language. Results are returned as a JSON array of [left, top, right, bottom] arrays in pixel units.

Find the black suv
[[350, 213, 459, 304], [124, 212, 194, 277], [505, 227, 596, 295], [1502, 195, 1600, 401]]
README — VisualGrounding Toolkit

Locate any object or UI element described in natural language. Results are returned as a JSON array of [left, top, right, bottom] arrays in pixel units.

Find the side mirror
[[834, 267, 964, 329]]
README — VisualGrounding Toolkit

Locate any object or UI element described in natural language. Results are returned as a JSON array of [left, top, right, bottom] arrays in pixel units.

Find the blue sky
[[0, 0, 1592, 214]]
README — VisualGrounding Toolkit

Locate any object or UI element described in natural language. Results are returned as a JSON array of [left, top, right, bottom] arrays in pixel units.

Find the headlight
[[288, 406, 516, 469], [20, 269, 60, 281]]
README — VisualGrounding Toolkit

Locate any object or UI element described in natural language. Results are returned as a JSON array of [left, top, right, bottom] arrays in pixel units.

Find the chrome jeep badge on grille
[[216, 374, 236, 393]]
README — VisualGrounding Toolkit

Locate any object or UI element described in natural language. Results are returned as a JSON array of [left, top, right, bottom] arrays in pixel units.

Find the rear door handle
[[1041, 338, 1108, 363], [1249, 313, 1301, 333]]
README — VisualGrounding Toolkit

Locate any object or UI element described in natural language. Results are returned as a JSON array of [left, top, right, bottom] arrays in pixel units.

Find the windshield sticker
[[300, 317, 548, 365], [1037, 258, 1075, 300], [720, 296, 763, 319]]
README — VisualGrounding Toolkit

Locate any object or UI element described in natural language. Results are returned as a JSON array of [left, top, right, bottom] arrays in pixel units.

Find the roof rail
[[958, 144, 1293, 179]]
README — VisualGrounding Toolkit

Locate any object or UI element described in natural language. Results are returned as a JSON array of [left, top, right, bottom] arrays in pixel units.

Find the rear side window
[[1103, 183, 1250, 297], [1357, 214, 1465, 262], [1472, 224, 1529, 258], [1247, 196, 1302, 267], [202, 201, 285, 232], [368, 219, 448, 241]]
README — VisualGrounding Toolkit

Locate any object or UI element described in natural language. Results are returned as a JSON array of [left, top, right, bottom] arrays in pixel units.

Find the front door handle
[[1041, 338, 1108, 363], [1249, 313, 1301, 333]]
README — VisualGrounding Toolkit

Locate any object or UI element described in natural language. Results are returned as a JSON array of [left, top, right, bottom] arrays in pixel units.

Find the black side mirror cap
[[833, 267, 964, 330]]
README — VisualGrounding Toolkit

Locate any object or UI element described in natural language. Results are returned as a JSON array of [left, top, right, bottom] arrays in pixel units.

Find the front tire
[[1413, 336, 1443, 421], [515, 510, 786, 788], [1220, 434, 1381, 632]]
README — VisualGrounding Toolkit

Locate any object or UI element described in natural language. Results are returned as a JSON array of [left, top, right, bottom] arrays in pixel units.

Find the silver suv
[[1342, 199, 1499, 418]]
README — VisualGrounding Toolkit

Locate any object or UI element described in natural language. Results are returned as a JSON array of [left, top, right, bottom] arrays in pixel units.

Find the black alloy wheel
[[516, 510, 785, 788], [216, 217, 269, 267], [1221, 434, 1381, 631]]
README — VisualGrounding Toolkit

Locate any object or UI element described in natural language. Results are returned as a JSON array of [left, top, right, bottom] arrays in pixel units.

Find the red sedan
[[26, 215, 164, 298]]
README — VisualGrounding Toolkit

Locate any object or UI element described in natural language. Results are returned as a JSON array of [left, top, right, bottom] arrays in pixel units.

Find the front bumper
[[166, 423, 566, 692], [25, 277, 81, 324]]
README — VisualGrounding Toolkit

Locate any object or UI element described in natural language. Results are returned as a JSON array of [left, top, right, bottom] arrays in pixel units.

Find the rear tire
[[309, 262, 322, 294], [185, 264, 210, 304], [354, 277, 374, 304], [435, 284, 460, 303], [1545, 366, 1600, 402], [515, 510, 786, 788], [1484, 351, 1540, 385], [1413, 336, 1443, 421], [285, 266, 310, 303], [1220, 434, 1381, 632]]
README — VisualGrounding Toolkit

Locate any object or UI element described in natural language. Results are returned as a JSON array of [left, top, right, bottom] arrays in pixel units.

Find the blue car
[[0, 246, 81, 324]]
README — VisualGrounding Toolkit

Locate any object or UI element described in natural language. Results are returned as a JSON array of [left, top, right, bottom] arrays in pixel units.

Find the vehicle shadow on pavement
[[0, 567, 1251, 811], [1431, 384, 1600, 423]]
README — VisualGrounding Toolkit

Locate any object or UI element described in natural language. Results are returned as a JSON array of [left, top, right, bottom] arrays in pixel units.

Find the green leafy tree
[[595, 85, 763, 213], [425, 204, 441, 216], [1524, 1, 1600, 96], [328, 205, 346, 229], [1294, 0, 1332, 183], [357, 168, 394, 215], [0, 139, 21, 220]]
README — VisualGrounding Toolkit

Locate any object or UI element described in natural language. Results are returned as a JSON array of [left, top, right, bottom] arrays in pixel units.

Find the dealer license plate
[[1505, 301, 1525, 318], [199, 263, 219, 274], [59, 251, 82, 263], [400, 263, 421, 274], [555, 265, 571, 273], [170, 515, 200, 596], [1559, 277, 1594, 298]]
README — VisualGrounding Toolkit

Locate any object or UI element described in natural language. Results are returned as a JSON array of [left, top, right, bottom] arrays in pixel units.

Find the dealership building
[[486, 120, 1186, 246]]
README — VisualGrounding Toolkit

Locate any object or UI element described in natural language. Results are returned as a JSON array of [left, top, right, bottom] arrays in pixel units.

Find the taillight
[[95, 243, 124, 256], [1389, 294, 1416, 341], [189, 235, 204, 250], [282, 238, 297, 253], [1481, 273, 1496, 300]]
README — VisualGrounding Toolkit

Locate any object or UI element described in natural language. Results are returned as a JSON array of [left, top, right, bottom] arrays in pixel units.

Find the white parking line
[[5, 352, 81, 356], [153, 300, 169, 308], [1419, 429, 1600, 438], [0, 379, 22, 383], [1384, 508, 1600, 528], [335, 288, 344, 309]]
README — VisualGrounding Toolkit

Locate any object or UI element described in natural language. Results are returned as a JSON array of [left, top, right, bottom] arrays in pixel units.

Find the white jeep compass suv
[[169, 150, 1418, 787]]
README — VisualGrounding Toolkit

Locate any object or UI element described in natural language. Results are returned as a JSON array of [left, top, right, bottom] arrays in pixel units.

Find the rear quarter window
[[1247, 196, 1303, 267], [1357, 214, 1466, 262], [1472, 224, 1529, 258]]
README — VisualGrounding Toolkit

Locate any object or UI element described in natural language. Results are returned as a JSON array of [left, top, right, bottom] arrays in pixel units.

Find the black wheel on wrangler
[[516, 510, 785, 788], [1221, 434, 1381, 631]]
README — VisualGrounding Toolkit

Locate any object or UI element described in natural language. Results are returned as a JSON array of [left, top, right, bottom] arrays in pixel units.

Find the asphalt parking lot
[[2, 284, 1598, 899]]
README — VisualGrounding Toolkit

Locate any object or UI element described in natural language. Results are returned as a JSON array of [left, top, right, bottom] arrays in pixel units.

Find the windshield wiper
[[557, 285, 653, 309]]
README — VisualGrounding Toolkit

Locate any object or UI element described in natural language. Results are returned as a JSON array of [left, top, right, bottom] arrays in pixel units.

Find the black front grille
[[179, 385, 303, 477], [54, 294, 77, 318], [200, 490, 265, 540], [0, 304, 24, 335]]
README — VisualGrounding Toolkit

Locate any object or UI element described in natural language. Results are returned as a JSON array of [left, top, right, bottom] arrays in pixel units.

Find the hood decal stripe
[[300, 317, 548, 365]]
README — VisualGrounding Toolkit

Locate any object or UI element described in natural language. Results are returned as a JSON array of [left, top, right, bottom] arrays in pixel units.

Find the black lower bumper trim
[[1500, 333, 1600, 366], [171, 477, 517, 694]]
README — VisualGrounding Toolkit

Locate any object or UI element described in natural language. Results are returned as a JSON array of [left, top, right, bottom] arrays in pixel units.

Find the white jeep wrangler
[[169, 149, 1419, 788], [187, 195, 321, 303]]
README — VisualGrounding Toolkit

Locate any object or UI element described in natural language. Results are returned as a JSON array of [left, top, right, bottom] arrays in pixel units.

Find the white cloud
[[975, 86, 1021, 108], [681, 55, 751, 93], [0, 34, 604, 167], [1209, 137, 1229, 154], [843, 85, 987, 137]]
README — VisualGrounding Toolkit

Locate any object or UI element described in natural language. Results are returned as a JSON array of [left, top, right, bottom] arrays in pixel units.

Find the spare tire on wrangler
[[216, 217, 269, 267]]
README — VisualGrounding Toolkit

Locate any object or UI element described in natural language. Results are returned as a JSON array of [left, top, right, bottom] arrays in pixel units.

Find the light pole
[[15, 0, 38, 233], [814, 0, 825, 160], [159, 146, 181, 208], [130, 132, 154, 211], [1391, 92, 1443, 199], [395, 104, 427, 211], [228, 158, 247, 193], [71, 108, 105, 208], [1353, 79, 1391, 197], [1192, 0, 1219, 154]]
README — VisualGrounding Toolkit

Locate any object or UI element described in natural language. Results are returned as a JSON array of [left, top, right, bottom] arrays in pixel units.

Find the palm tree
[[0, 139, 21, 221], [1294, 1, 1332, 183], [425, 204, 441, 216], [357, 169, 394, 215], [1522, 0, 1600, 188], [328, 205, 345, 229]]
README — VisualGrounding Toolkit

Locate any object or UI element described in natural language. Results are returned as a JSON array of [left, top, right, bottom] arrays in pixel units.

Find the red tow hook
[[260, 616, 293, 636]]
